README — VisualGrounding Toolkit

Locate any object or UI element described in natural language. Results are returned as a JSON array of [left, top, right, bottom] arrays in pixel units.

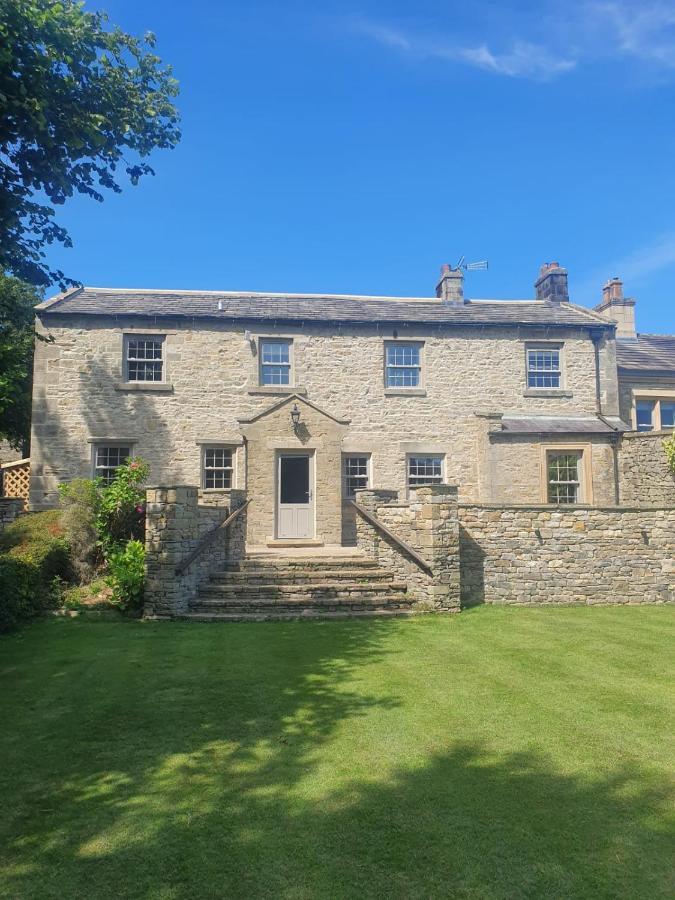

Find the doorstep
[[265, 539, 325, 548]]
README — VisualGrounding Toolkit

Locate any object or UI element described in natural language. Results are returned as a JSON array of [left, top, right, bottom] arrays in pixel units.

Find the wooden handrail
[[350, 500, 432, 575], [175, 499, 250, 576]]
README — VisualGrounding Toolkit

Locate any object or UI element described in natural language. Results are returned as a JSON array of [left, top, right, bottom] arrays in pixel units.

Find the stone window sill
[[248, 386, 307, 396], [523, 389, 572, 399], [384, 388, 427, 397], [114, 382, 174, 393]]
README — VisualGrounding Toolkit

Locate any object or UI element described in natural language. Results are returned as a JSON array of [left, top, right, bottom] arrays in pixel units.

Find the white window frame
[[342, 454, 371, 499], [526, 344, 563, 390], [92, 443, 132, 485], [540, 444, 592, 505], [632, 390, 675, 431], [201, 446, 236, 491], [124, 334, 166, 383], [259, 338, 293, 387], [406, 454, 445, 494], [384, 341, 423, 389]]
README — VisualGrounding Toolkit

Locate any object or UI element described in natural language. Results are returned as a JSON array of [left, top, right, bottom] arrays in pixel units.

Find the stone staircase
[[184, 550, 416, 620]]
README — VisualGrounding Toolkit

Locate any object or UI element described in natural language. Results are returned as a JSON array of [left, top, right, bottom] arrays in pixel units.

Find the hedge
[[0, 511, 71, 633]]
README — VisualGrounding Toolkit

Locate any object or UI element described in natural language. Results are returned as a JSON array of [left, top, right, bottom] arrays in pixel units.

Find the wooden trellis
[[1, 459, 30, 507]]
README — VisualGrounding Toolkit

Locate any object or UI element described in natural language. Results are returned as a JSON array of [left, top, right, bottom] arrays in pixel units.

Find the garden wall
[[0, 498, 24, 532], [144, 486, 247, 616], [354, 485, 460, 611], [619, 432, 675, 505], [459, 504, 675, 607]]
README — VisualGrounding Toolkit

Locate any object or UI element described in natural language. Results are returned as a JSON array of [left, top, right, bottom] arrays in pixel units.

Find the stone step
[[197, 581, 408, 598], [179, 608, 421, 622], [191, 592, 411, 610], [208, 568, 395, 584], [221, 557, 380, 572]]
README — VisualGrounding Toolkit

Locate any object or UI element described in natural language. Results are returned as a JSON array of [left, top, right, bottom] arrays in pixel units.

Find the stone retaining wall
[[354, 485, 460, 611], [619, 432, 675, 505], [144, 486, 246, 616], [459, 504, 675, 607], [0, 498, 24, 532]]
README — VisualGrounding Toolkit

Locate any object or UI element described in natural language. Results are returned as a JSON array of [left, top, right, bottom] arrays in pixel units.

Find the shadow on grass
[[1, 619, 673, 899]]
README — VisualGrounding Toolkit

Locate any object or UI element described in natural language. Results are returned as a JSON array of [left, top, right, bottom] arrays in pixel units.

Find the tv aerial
[[454, 255, 489, 271]]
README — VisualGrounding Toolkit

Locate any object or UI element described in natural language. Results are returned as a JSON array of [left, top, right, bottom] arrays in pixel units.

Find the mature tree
[[0, 0, 181, 287], [0, 273, 42, 452]]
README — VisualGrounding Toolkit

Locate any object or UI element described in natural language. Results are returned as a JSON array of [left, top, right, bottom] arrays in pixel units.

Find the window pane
[[127, 337, 164, 382], [387, 344, 420, 367], [386, 343, 421, 387], [260, 341, 291, 385], [547, 452, 580, 504], [94, 446, 130, 485], [261, 341, 290, 365], [261, 364, 290, 385], [343, 456, 369, 497], [408, 456, 443, 487], [203, 448, 233, 489], [660, 401, 675, 429], [636, 400, 655, 432], [527, 349, 561, 389]]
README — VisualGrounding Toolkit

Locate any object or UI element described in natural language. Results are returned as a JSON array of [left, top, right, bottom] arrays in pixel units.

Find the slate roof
[[616, 334, 675, 373], [36, 286, 613, 330], [500, 415, 628, 435]]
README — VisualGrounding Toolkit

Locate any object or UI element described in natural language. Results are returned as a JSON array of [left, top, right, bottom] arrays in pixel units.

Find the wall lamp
[[290, 403, 301, 431]]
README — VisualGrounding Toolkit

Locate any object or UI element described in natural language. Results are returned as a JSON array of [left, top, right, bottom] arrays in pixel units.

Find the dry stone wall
[[0, 498, 24, 532], [459, 504, 675, 607], [354, 485, 460, 611]]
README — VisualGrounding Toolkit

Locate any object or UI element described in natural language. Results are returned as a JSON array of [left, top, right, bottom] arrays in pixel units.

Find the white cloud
[[586, 1, 675, 67], [348, 1, 675, 81], [349, 19, 575, 80], [575, 233, 675, 303]]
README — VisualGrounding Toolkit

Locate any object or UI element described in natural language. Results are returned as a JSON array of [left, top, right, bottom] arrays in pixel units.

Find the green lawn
[[1, 608, 673, 899]]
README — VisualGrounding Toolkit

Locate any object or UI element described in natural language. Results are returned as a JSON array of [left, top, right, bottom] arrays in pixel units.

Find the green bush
[[664, 433, 675, 476], [95, 458, 148, 556], [0, 511, 71, 632], [107, 540, 145, 612], [58, 478, 101, 581]]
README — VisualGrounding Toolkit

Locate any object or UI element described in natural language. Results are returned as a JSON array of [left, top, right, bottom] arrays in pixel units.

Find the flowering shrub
[[95, 458, 149, 556]]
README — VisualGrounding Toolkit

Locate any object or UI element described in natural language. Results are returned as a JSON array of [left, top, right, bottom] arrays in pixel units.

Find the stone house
[[26, 261, 675, 617], [30, 262, 674, 538]]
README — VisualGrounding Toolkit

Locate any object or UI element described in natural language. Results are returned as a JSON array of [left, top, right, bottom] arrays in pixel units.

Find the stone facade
[[239, 395, 348, 547], [619, 432, 675, 505], [459, 504, 675, 606], [29, 314, 622, 541]]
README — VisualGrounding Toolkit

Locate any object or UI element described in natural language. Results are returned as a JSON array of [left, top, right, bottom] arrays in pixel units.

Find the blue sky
[[44, 0, 675, 333]]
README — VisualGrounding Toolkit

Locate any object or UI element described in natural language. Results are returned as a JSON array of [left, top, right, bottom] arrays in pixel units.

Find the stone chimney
[[534, 262, 569, 303], [436, 264, 465, 304], [594, 277, 636, 339]]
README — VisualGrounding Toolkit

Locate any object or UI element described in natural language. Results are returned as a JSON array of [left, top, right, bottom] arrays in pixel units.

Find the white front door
[[277, 453, 314, 539]]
